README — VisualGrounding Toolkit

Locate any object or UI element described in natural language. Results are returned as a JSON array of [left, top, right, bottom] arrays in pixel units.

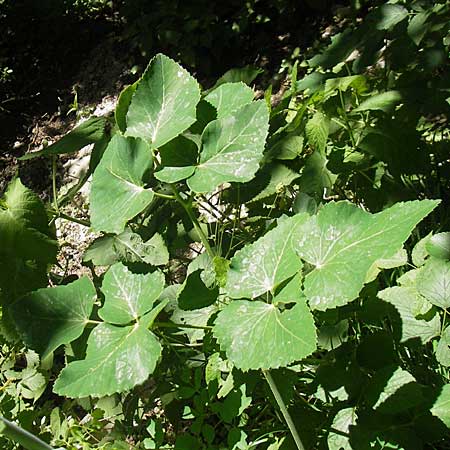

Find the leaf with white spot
[[187, 100, 269, 193], [53, 321, 161, 397], [293, 200, 438, 310], [213, 294, 316, 370], [99, 263, 165, 325], [205, 82, 254, 119], [10, 277, 96, 359], [225, 214, 308, 299], [126, 54, 200, 148], [417, 258, 450, 309], [90, 135, 154, 234]]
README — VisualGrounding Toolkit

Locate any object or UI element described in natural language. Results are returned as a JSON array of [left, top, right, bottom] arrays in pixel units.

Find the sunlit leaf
[[205, 82, 254, 119], [417, 258, 450, 309]]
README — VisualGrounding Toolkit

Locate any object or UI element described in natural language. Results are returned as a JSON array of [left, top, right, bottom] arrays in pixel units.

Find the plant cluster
[[1, 1, 450, 449]]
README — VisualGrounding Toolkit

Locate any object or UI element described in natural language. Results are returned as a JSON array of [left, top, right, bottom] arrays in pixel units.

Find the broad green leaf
[[408, 11, 431, 46], [294, 200, 438, 310], [10, 277, 96, 359], [178, 269, 219, 311], [99, 263, 164, 325], [305, 111, 329, 153], [328, 408, 356, 450], [115, 81, 138, 133], [417, 258, 450, 309], [353, 91, 402, 113], [213, 296, 316, 370], [126, 54, 200, 148], [154, 134, 198, 183], [436, 327, 450, 367], [412, 232, 432, 267], [112, 229, 169, 266], [270, 135, 304, 160], [19, 116, 106, 160], [90, 134, 154, 233], [187, 100, 269, 193], [365, 366, 423, 413], [431, 384, 450, 427], [298, 151, 336, 196], [249, 163, 300, 203], [205, 82, 254, 119], [226, 214, 307, 299], [53, 321, 161, 397], [212, 66, 263, 90], [378, 286, 440, 344], [0, 179, 57, 305], [426, 232, 450, 260], [370, 4, 408, 31]]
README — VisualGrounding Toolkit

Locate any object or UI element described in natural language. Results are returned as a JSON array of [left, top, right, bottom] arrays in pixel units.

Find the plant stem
[[170, 184, 215, 258], [263, 369, 306, 450], [51, 156, 59, 213], [155, 321, 212, 330], [153, 191, 176, 200], [338, 89, 356, 148], [49, 209, 90, 227]]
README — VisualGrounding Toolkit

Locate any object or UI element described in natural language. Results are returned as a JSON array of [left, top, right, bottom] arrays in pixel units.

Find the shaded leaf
[[115, 82, 138, 133], [90, 135, 154, 233], [19, 116, 106, 160], [305, 111, 329, 153], [178, 269, 219, 311], [436, 327, 450, 367], [10, 277, 96, 359], [353, 91, 402, 113], [431, 384, 450, 428], [328, 408, 356, 450], [298, 151, 336, 197], [426, 232, 450, 260], [417, 258, 450, 309]]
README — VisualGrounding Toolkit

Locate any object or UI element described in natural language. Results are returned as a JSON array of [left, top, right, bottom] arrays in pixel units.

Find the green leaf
[[19, 116, 106, 160], [294, 200, 439, 310], [10, 277, 96, 359], [417, 258, 450, 309], [90, 134, 154, 233], [365, 248, 408, 283], [205, 82, 254, 119], [412, 232, 432, 267], [53, 321, 161, 397], [328, 408, 356, 450], [112, 229, 169, 266], [431, 384, 450, 428], [171, 305, 217, 344], [270, 135, 304, 160], [436, 327, 450, 367], [408, 11, 431, 46], [99, 263, 164, 325], [212, 66, 262, 89], [365, 366, 423, 414], [178, 269, 219, 311], [426, 232, 450, 260], [126, 54, 200, 148], [353, 91, 402, 113], [370, 4, 408, 31], [187, 100, 269, 193], [305, 111, 329, 153], [378, 286, 441, 344], [324, 75, 367, 97], [226, 214, 307, 299], [115, 82, 138, 133], [298, 151, 336, 196], [83, 235, 122, 266], [213, 295, 316, 370]]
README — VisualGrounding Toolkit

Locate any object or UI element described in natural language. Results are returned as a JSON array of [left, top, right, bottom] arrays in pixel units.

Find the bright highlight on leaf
[[126, 54, 200, 148], [294, 200, 439, 310]]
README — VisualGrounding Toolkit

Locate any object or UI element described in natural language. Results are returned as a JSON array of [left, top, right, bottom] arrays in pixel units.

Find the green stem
[[263, 370, 306, 450], [338, 89, 356, 148], [155, 321, 212, 330], [49, 209, 91, 227], [51, 156, 59, 213], [170, 184, 215, 258], [153, 191, 176, 200]]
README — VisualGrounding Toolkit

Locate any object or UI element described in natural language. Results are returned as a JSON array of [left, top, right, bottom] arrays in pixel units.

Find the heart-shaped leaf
[[294, 200, 439, 310], [10, 277, 96, 359], [53, 320, 161, 397], [126, 54, 200, 148], [187, 100, 269, 193], [99, 263, 165, 325], [90, 134, 154, 233]]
